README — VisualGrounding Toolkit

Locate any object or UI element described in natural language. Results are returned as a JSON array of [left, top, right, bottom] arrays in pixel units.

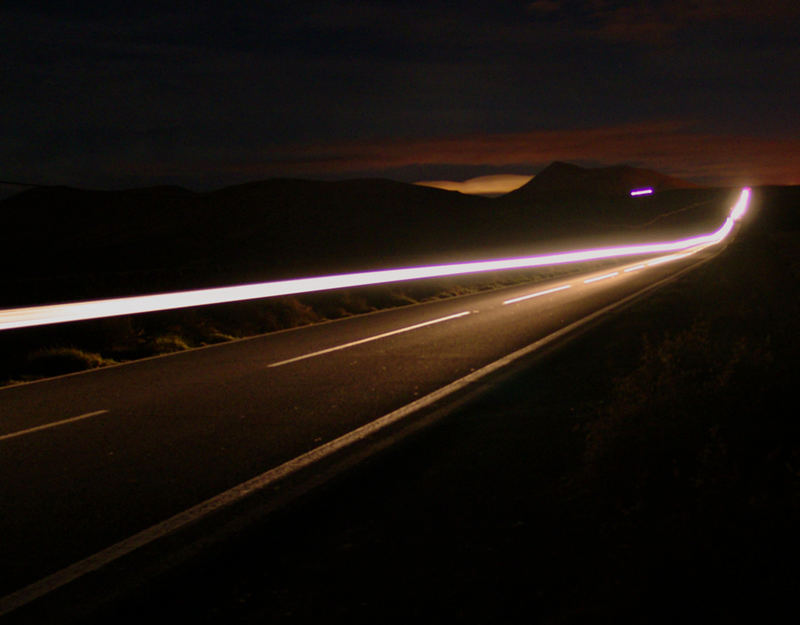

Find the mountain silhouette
[[1, 166, 724, 308], [0, 179, 493, 306], [506, 161, 697, 200]]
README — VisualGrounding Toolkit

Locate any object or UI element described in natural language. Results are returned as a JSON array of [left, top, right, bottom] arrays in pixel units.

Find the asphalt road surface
[[0, 241, 730, 617]]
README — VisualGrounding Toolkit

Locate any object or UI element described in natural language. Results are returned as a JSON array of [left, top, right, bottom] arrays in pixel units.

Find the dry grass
[[24, 347, 116, 378]]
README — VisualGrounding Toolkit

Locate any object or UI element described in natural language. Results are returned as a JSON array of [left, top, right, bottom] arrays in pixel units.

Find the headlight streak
[[630, 188, 654, 196], [730, 187, 750, 221], [503, 242, 711, 306], [0, 189, 751, 331]]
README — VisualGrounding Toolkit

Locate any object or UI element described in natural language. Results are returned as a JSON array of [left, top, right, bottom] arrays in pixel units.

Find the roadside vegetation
[[513, 188, 799, 620], [0, 264, 603, 386], [23, 347, 117, 378]]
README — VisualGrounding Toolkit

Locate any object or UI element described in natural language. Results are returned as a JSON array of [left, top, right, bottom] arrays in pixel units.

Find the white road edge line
[[0, 410, 109, 442], [503, 284, 572, 305], [0, 251, 720, 619], [267, 310, 472, 367]]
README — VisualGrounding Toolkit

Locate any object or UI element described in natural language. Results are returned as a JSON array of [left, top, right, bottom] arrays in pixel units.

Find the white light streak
[[0, 188, 751, 331], [730, 187, 751, 221], [623, 264, 646, 273], [503, 284, 572, 305], [630, 188, 653, 196]]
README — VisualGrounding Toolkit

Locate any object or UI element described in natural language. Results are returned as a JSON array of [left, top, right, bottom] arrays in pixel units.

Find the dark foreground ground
[[58, 189, 800, 622]]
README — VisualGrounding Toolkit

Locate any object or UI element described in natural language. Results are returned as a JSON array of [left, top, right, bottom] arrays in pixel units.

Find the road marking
[[624, 264, 646, 273], [268, 311, 472, 367], [0, 249, 721, 619], [0, 410, 108, 442], [583, 271, 619, 284], [647, 251, 693, 266], [502, 284, 572, 305]]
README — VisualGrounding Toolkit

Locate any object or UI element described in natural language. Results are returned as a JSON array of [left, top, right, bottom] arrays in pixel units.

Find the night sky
[[2, 1, 798, 191]]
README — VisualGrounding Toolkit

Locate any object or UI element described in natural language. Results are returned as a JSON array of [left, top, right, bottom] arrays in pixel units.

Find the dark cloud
[[217, 121, 800, 185], [1, 1, 797, 188]]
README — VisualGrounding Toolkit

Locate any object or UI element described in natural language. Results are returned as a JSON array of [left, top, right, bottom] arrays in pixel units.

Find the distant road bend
[[0, 189, 750, 618]]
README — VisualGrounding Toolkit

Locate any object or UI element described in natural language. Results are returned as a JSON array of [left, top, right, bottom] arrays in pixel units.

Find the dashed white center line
[[503, 284, 572, 305], [583, 271, 620, 284], [0, 410, 109, 442], [647, 251, 693, 266], [268, 311, 473, 367], [624, 264, 647, 273]]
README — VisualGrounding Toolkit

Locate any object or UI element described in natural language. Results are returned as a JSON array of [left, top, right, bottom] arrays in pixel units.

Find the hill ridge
[[507, 161, 698, 199]]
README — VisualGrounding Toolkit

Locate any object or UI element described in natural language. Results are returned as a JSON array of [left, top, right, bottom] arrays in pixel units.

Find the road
[[0, 240, 731, 617]]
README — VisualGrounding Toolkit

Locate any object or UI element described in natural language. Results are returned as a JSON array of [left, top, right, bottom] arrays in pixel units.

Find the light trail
[[0, 188, 751, 331], [630, 188, 653, 196], [730, 187, 751, 221]]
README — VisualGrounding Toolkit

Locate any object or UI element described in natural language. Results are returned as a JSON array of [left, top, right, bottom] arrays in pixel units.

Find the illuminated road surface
[[0, 191, 749, 617]]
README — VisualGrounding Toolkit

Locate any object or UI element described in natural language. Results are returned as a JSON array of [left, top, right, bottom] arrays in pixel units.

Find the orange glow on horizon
[[414, 174, 534, 196], [221, 119, 799, 187]]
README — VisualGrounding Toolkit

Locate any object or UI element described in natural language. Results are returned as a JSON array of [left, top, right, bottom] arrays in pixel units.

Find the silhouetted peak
[[507, 161, 698, 199]]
